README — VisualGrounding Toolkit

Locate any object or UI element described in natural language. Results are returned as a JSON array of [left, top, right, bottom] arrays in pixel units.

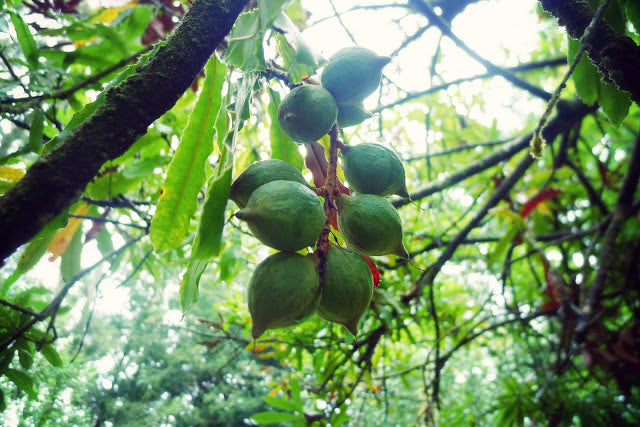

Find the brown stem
[[315, 124, 342, 267]]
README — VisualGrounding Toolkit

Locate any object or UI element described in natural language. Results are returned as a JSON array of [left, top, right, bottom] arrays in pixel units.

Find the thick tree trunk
[[0, 0, 248, 265]]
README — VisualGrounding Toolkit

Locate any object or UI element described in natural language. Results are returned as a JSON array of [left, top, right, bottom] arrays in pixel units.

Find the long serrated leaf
[[60, 225, 83, 282], [28, 109, 45, 153], [251, 411, 303, 424], [180, 258, 208, 312], [267, 88, 304, 170], [150, 55, 226, 252], [567, 37, 598, 106], [6, 368, 38, 400], [9, 11, 38, 68], [598, 79, 631, 126]]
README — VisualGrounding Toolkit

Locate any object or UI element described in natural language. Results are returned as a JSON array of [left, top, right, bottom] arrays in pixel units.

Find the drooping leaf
[[60, 224, 83, 282], [267, 88, 304, 171], [180, 258, 208, 312], [40, 343, 64, 367], [28, 109, 45, 153], [9, 10, 39, 68], [598, 79, 631, 126], [150, 55, 226, 252], [5, 368, 38, 400], [567, 37, 598, 106], [191, 167, 233, 260], [48, 204, 89, 261]]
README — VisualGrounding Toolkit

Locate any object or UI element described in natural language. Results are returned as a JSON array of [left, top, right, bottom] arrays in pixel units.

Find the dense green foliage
[[1, 0, 640, 425]]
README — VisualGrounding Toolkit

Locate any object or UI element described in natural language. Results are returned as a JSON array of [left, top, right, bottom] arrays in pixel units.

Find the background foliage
[[1, 0, 640, 425]]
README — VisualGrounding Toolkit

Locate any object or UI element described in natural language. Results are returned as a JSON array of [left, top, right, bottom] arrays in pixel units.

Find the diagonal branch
[[0, 0, 249, 265], [408, 0, 553, 101], [393, 100, 595, 209]]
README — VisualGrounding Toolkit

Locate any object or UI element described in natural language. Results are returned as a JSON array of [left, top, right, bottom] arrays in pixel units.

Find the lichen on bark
[[0, 0, 249, 265]]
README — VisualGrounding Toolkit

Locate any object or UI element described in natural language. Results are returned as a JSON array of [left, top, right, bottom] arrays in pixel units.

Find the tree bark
[[538, 0, 640, 105], [0, 0, 249, 265]]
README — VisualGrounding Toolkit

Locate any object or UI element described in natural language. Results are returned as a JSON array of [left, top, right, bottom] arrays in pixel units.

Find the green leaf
[[28, 109, 45, 153], [40, 343, 63, 367], [191, 166, 233, 259], [267, 88, 304, 170], [273, 12, 325, 74], [251, 411, 303, 424], [1, 212, 67, 297], [96, 222, 114, 257], [263, 396, 303, 413], [42, 41, 160, 153], [9, 10, 38, 68], [289, 377, 303, 409], [17, 349, 33, 370], [488, 223, 520, 266], [180, 259, 208, 313], [150, 55, 226, 252], [257, 0, 291, 30], [60, 225, 83, 283], [5, 368, 38, 400], [0, 389, 6, 412], [567, 37, 598, 106], [598, 79, 631, 126], [226, 10, 265, 71]]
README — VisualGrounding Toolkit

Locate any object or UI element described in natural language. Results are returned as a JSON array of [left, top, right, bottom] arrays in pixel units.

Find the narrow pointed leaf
[[150, 55, 226, 252], [28, 109, 45, 153], [180, 258, 208, 312], [60, 225, 83, 282], [567, 37, 598, 106], [268, 88, 304, 171], [191, 166, 233, 259], [9, 11, 38, 68]]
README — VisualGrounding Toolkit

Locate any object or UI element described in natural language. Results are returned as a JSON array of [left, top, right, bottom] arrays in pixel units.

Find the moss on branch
[[0, 0, 249, 264]]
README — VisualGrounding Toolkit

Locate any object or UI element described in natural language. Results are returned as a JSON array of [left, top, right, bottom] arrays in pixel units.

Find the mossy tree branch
[[0, 0, 249, 265], [538, 0, 640, 105]]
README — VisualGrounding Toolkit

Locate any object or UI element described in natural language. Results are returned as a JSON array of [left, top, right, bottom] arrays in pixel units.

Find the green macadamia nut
[[235, 180, 325, 252]]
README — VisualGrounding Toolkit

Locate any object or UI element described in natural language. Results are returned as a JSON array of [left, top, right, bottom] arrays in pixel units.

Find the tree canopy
[[1, 0, 639, 425]]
